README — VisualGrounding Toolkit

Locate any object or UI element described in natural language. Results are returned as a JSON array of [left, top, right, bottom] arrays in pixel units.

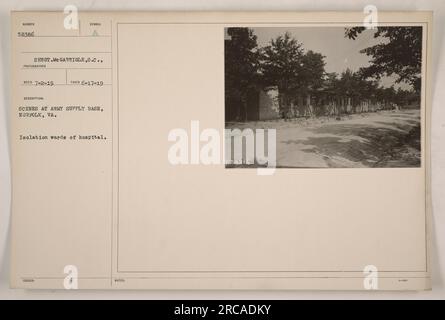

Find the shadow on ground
[[293, 121, 420, 167]]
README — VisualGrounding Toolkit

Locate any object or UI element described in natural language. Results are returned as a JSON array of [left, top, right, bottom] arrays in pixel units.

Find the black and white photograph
[[225, 26, 423, 168], [2, 4, 441, 300]]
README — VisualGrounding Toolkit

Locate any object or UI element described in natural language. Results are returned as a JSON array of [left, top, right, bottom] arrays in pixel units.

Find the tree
[[345, 26, 422, 92], [322, 72, 341, 103], [260, 33, 325, 116], [376, 86, 397, 109], [260, 32, 304, 93], [260, 32, 305, 116], [225, 28, 260, 121], [300, 50, 326, 92]]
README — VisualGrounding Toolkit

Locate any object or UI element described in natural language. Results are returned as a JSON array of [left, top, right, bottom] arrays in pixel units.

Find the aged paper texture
[[10, 11, 432, 290]]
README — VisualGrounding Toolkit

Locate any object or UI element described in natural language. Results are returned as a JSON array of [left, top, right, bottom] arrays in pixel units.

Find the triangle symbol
[[92, 30, 99, 36]]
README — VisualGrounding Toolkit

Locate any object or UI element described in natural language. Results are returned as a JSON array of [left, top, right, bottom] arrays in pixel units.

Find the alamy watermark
[[363, 264, 378, 290], [63, 5, 79, 30], [168, 121, 276, 175], [363, 5, 378, 29], [63, 265, 78, 289]]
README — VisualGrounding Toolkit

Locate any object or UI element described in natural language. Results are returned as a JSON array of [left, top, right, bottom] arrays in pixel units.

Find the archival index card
[[10, 11, 432, 290]]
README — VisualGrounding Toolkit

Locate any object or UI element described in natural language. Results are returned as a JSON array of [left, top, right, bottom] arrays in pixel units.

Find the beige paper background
[[8, 11, 432, 290], [118, 23, 426, 272]]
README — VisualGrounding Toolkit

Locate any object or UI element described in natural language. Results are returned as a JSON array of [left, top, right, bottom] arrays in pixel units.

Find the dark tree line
[[225, 28, 260, 121], [225, 27, 421, 121]]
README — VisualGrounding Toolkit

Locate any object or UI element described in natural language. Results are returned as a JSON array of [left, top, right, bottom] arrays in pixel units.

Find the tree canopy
[[224, 28, 260, 120], [260, 32, 326, 96], [225, 27, 421, 121], [225, 28, 259, 100], [345, 26, 422, 92]]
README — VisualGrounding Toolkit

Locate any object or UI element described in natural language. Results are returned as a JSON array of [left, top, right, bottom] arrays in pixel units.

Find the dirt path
[[226, 109, 421, 168]]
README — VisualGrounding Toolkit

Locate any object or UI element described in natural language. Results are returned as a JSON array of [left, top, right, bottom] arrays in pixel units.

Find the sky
[[226, 27, 410, 89]]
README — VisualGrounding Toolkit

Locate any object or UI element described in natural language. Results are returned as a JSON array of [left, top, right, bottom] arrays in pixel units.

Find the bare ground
[[225, 109, 421, 168]]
